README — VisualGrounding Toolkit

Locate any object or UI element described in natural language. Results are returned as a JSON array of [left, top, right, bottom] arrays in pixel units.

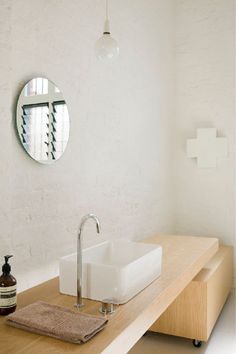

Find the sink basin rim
[[60, 240, 162, 270]]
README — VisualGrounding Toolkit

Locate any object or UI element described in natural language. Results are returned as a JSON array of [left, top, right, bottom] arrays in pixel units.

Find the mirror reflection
[[16, 77, 70, 164]]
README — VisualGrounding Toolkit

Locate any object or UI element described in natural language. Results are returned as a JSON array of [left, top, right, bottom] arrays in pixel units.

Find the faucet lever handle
[[99, 299, 117, 314]]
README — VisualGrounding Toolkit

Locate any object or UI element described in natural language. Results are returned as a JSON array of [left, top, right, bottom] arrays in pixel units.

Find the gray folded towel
[[6, 301, 108, 344]]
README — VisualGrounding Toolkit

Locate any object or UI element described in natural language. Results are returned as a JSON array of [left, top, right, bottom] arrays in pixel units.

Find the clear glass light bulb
[[95, 34, 119, 61], [95, 19, 119, 62]]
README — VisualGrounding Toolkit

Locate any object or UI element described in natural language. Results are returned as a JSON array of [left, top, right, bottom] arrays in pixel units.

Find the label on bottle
[[0, 285, 17, 308]]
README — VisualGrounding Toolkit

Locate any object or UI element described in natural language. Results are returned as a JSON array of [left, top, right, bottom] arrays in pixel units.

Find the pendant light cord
[[104, 0, 110, 34], [106, 0, 108, 20]]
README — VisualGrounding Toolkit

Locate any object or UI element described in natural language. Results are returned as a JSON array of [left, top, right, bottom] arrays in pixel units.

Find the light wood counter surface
[[0, 235, 219, 354]]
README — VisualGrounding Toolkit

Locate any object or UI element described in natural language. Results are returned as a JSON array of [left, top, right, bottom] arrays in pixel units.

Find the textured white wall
[[0, 0, 234, 293], [0, 0, 174, 291], [174, 0, 235, 281]]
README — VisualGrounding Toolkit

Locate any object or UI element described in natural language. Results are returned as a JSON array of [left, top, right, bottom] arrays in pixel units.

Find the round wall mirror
[[16, 77, 70, 164]]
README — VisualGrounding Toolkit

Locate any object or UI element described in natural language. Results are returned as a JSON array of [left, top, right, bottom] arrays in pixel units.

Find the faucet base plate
[[74, 303, 84, 309]]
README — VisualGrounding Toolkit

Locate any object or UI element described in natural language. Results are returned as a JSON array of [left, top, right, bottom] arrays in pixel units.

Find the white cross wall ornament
[[186, 128, 228, 168]]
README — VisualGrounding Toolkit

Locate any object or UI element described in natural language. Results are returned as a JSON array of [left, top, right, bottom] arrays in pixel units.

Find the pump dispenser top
[[2, 255, 13, 274]]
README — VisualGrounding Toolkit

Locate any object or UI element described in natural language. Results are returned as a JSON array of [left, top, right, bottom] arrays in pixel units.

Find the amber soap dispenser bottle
[[0, 255, 17, 315]]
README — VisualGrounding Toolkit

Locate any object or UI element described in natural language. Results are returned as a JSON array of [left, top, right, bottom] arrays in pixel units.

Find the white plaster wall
[[174, 0, 236, 282], [0, 0, 174, 291], [0, 0, 234, 293]]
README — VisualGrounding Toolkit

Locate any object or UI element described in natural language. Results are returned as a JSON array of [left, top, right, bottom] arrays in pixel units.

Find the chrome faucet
[[75, 214, 101, 308]]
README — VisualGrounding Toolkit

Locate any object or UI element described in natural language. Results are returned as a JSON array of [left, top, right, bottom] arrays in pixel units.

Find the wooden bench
[[149, 245, 233, 347], [0, 235, 219, 354]]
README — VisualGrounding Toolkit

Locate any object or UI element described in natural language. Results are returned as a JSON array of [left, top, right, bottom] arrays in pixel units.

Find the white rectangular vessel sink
[[59, 240, 162, 304]]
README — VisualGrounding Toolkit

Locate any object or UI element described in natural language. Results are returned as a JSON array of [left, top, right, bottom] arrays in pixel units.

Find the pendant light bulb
[[95, 0, 119, 62]]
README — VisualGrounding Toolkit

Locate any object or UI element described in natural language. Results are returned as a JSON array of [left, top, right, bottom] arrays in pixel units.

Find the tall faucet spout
[[75, 214, 101, 308]]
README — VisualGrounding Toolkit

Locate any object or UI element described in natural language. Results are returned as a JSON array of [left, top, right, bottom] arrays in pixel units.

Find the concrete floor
[[129, 291, 235, 354]]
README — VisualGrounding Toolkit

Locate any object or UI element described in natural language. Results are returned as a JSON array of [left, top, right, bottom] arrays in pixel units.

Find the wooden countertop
[[0, 235, 218, 354]]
